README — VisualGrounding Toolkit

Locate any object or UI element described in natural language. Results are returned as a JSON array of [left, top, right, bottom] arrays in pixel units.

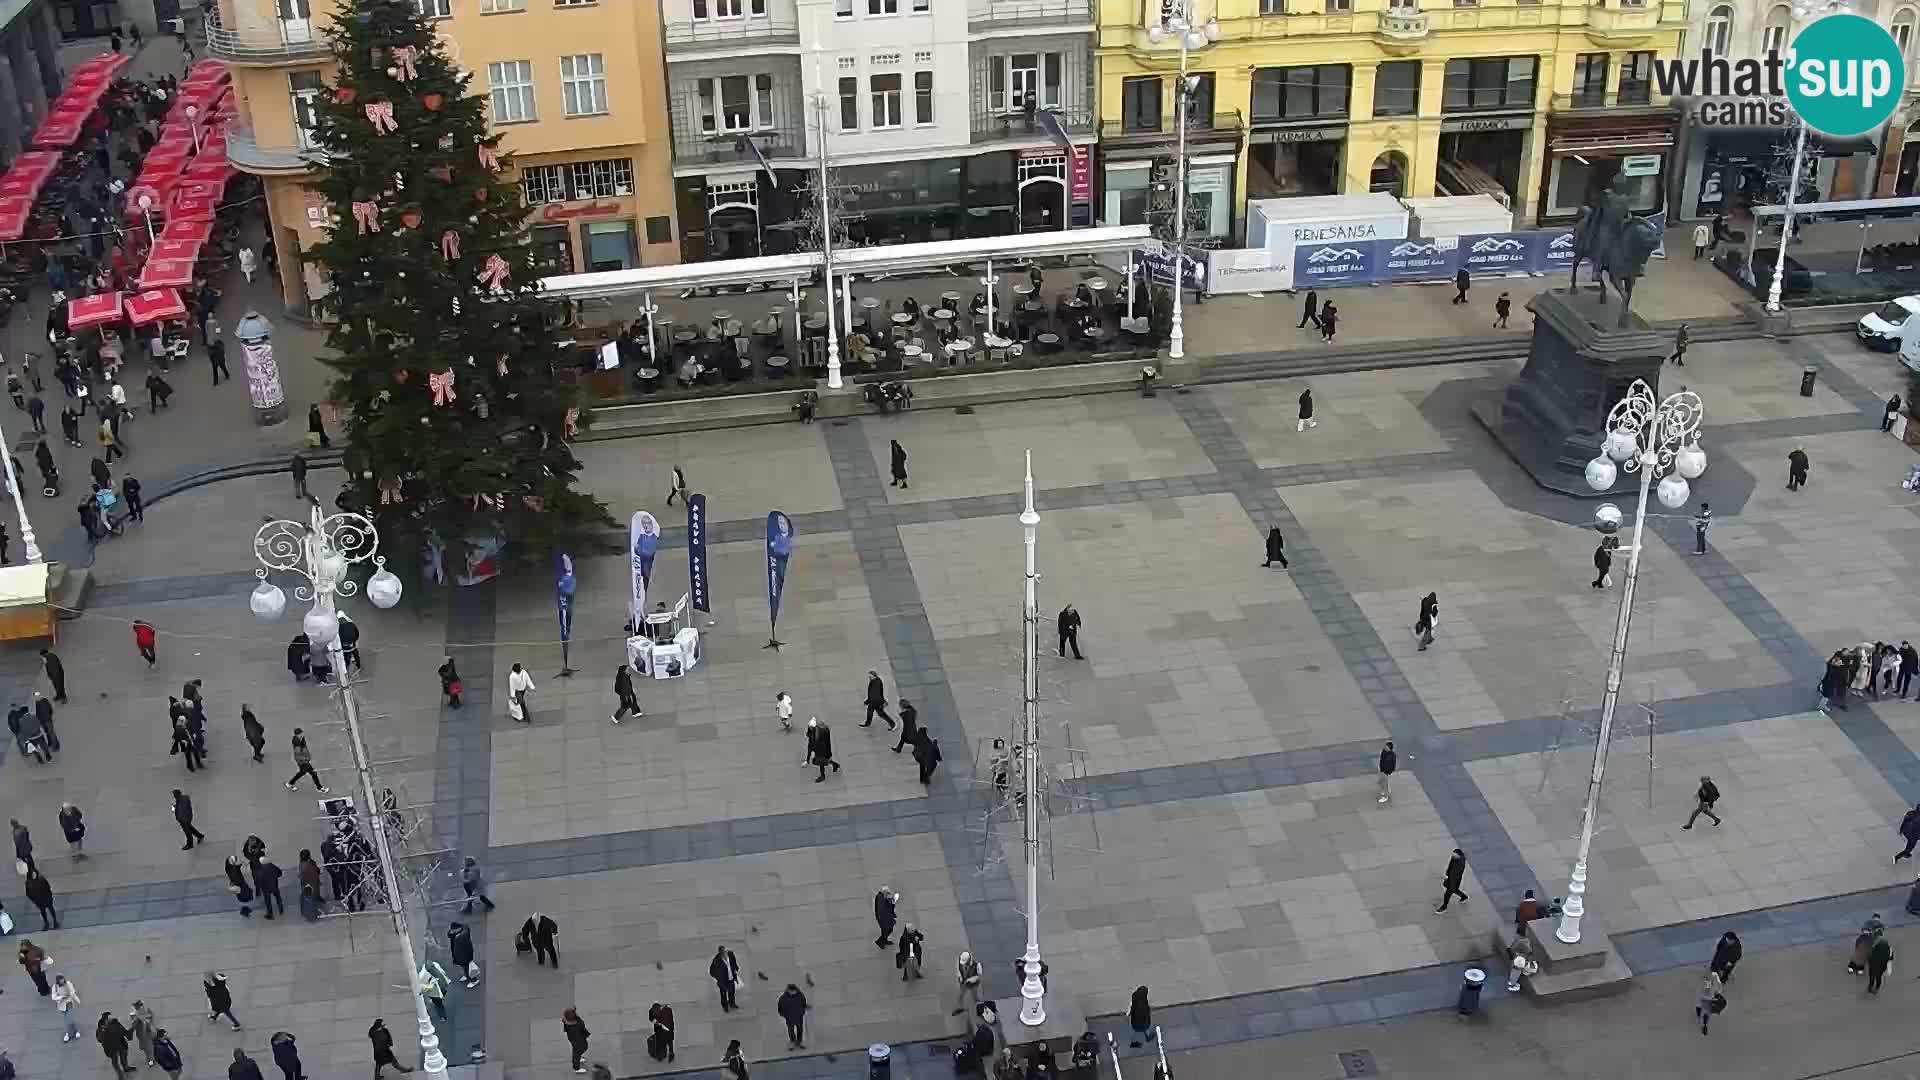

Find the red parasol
[[0, 196, 31, 243], [181, 158, 231, 184], [125, 289, 187, 327], [148, 237, 202, 263], [159, 218, 213, 245], [31, 105, 91, 149], [170, 194, 217, 222], [142, 149, 192, 177], [67, 292, 125, 330], [137, 259, 196, 290], [0, 152, 61, 200], [171, 179, 223, 202]]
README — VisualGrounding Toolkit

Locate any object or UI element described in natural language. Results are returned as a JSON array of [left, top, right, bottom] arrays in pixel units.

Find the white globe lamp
[[1202, 17, 1220, 40], [1604, 429, 1639, 463], [1656, 473, 1690, 509], [250, 579, 287, 620], [367, 563, 403, 610], [1584, 456, 1617, 492], [304, 606, 341, 648], [1675, 441, 1707, 480], [1594, 503, 1624, 532]]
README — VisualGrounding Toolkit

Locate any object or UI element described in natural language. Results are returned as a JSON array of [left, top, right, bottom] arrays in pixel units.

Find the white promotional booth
[[627, 593, 703, 680], [1209, 193, 1411, 294]]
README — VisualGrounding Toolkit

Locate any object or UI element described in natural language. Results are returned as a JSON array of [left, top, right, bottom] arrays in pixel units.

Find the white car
[[1859, 295, 1920, 352]]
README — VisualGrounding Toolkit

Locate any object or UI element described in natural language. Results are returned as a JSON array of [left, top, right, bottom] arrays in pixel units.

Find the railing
[[1099, 109, 1242, 142], [966, 0, 1092, 29], [1551, 86, 1659, 111], [225, 122, 324, 172], [1376, 9, 1428, 34], [969, 105, 1095, 144], [671, 126, 805, 167], [205, 20, 330, 62], [662, 14, 800, 50]]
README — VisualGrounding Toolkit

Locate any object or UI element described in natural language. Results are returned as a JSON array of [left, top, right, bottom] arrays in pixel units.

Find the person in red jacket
[[132, 620, 156, 668]]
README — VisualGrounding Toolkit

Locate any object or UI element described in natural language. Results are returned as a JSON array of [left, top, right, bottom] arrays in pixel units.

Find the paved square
[[1203, 364, 1476, 470]]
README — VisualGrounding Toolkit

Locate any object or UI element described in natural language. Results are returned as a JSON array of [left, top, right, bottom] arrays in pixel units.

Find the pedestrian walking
[[1787, 445, 1809, 491], [57, 803, 83, 859], [286, 729, 328, 792], [290, 452, 308, 500], [208, 336, 229, 384], [953, 950, 983, 1019], [417, 962, 449, 1023], [1683, 775, 1722, 829], [51, 975, 80, 1041], [1319, 303, 1338, 343], [130, 1000, 156, 1066], [151, 1030, 182, 1080], [27, 394, 44, 434], [11, 818, 33, 875], [1592, 541, 1613, 589], [1377, 741, 1395, 804], [1514, 889, 1543, 936], [1435, 847, 1469, 911], [721, 1040, 749, 1080], [1885, 395, 1903, 433], [1296, 388, 1316, 432], [39, 650, 64, 703], [32, 693, 57, 754], [1867, 934, 1894, 994], [368, 1019, 409, 1076], [807, 717, 840, 781], [122, 476, 143, 522], [1669, 323, 1689, 365], [647, 1003, 675, 1063], [17, 939, 48, 995], [298, 850, 322, 920], [448, 921, 478, 986], [1693, 221, 1711, 259], [874, 885, 899, 948], [307, 404, 330, 450], [896, 923, 924, 981], [1848, 914, 1884, 974], [1057, 603, 1083, 659], [238, 246, 257, 285], [172, 790, 205, 850], [523, 912, 559, 967], [269, 1031, 305, 1080], [1822, 650, 1852, 712], [1494, 292, 1512, 328], [507, 663, 535, 723], [1298, 289, 1320, 329], [338, 613, 362, 671], [709, 945, 740, 1011], [24, 871, 54, 930], [1695, 969, 1724, 1034], [665, 465, 688, 507], [439, 657, 462, 707], [1128, 986, 1153, 1048], [1262, 526, 1288, 569], [144, 373, 171, 413], [132, 620, 156, 668], [610, 663, 642, 724], [775, 691, 794, 732], [171, 712, 203, 771], [912, 728, 942, 785], [1413, 591, 1439, 651], [1710, 930, 1742, 984], [890, 439, 909, 489], [1902, 804, 1920, 863], [242, 706, 266, 762], [562, 1008, 589, 1073], [253, 859, 284, 920], [460, 856, 495, 913], [1452, 267, 1470, 305], [777, 984, 808, 1049], [98, 1012, 132, 1078], [862, 671, 894, 729]]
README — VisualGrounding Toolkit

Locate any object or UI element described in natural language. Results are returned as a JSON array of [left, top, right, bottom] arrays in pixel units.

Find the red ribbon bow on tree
[[365, 101, 398, 134], [429, 368, 457, 406], [477, 144, 500, 172], [391, 46, 419, 81], [440, 230, 461, 261], [469, 492, 503, 510], [521, 495, 546, 512], [378, 478, 403, 504], [496, 353, 509, 376], [563, 406, 580, 441], [476, 254, 511, 293], [351, 201, 381, 233]]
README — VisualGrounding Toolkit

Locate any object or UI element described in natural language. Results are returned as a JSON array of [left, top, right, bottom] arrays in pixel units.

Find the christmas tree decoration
[[304, 0, 609, 583]]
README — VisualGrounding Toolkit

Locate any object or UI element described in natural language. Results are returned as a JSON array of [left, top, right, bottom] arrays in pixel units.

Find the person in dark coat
[[709, 946, 739, 1011], [1823, 650, 1852, 712], [270, 1032, 305, 1080], [777, 984, 809, 1049], [807, 718, 840, 781], [1494, 292, 1512, 328], [1592, 542, 1613, 590], [890, 440, 909, 489], [562, 1008, 590, 1073], [308, 405, 330, 449], [173, 789, 205, 849], [1414, 592, 1439, 651], [1868, 934, 1895, 994], [1128, 986, 1153, 1048], [369, 1019, 410, 1076], [1297, 290, 1319, 329], [89, 456, 110, 490], [611, 663, 642, 724], [1057, 604, 1083, 660], [286, 634, 311, 681], [1896, 803, 1920, 862], [1669, 323, 1690, 365], [337, 614, 362, 671], [1436, 848, 1468, 911], [862, 671, 895, 729], [242, 706, 266, 762], [122, 475, 143, 522], [1787, 446, 1810, 490], [32, 694, 57, 753], [874, 886, 899, 948], [1884, 395, 1904, 433], [205, 972, 241, 1029], [58, 802, 85, 859], [647, 1003, 676, 1062], [912, 729, 942, 785], [226, 856, 254, 917], [39, 650, 65, 703], [1710, 931, 1743, 984], [98, 1012, 133, 1077], [11, 819, 32, 874], [1319, 303, 1338, 342], [1452, 267, 1470, 305], [253, 859, 284, 920], [439, 657, 462, 707], [525, 913, 559, 967], [1263, 527, 1287, 569], [152, 1029, 183, 1080], [1297, 388, 1316, 432], [893, 699, 919, 754], [290, 452, 309, 500], [448, 921, 477, 986], [227, 1047, 265, 1080], [25, 870, 56, 930], [208, 337, 229, 385]]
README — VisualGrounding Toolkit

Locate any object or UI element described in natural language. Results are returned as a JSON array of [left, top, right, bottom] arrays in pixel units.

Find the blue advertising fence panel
[[1456, 232, 1537, 276], [1376, 238, 1458, 283], [1294, 241, 1376, 287], [1289, 228, 1577, 287], [1535, 229, 1577, 275]]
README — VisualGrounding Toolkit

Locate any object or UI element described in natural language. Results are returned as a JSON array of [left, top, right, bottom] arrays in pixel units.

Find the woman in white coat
[[507, 662, 535, 723]]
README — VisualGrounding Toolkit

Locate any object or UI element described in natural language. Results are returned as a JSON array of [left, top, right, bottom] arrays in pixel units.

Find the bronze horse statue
[[1597, 216, 1663, 327], [1565, 203, 1607, 295]]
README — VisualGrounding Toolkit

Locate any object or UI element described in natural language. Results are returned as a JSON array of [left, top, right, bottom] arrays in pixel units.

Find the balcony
[[205, 20, 330, 64], [1551, 86, 1667, 115], [672, 126, 806, 168], [225, 123, 321, 175], [663, 15, 800, 55], [1373, 7, 1428, 52], [966, 0, 1092, 32], [970, 105, 1095, 146], [1099, 109, 1242, 145], [1581, 0, 1663, 45]]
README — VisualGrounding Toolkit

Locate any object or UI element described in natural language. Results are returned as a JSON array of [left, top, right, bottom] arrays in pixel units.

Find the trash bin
[[1456, 967, 1487, 1015], [868, 1042, 891, 1080], [1800, 366, 1817, 397]]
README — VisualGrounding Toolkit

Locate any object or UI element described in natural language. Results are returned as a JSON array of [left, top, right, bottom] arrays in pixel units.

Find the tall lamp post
[[0, 409, 41, 564], [1016, 451, 1046, 1026], [1148, 4, 1217, 362], [1561, 379, 1706, 944], [1765, 0, 1851, 314], [246, 506, 441, 1078], [808, 44, 843, 391], [136, 193, 157, 248]]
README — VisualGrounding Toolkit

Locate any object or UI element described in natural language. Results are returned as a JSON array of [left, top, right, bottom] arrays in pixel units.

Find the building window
[[1705, 4, 1733, 54], [1619, 51, 1653, 104], [413, 0, 450, 16], [1121, 75, 1161, 131], [1442, 56, 1535, 112], [1893, 10, 1914, 53], [583, 220, 637, 272], [1326, 0, 1349, 10], [869, 0, 897, 13], [1373, 60, 1418, 117], [560, 54, 608, 117], [521, 163, 567, 205], [555, 0, 597, 6], [693, 0, 767, 17], [836, 0, 852, 15], [289, 70, 323, 150], [480, 0, 525, 11], [1250, 64, 1349, 122], [838, 76, 859, 130], [989, 52, 1062, 113], [1183, 71, 1215, 124], [914, 70, 933, 124], [912, 0, 929, 11], [1762, 5, 1789, 53], [645, 216, 673, 245], [1571, 53, 1607, 106], [1258, 0, 1283, 13], [697, 75, 775, 133], [568, 158, 634, 198], [487, 60, 537, 123], [870, 73, 902, 128]]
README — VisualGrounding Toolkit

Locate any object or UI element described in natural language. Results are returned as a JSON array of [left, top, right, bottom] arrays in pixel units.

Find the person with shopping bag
[[507, 663, 535, 724]]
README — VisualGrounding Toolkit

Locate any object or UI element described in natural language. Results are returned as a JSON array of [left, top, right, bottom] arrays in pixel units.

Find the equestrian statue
[[1566, 174, 1661, 328]]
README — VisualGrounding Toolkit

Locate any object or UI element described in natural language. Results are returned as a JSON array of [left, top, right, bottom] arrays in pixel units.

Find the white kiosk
[[627, 593, 703, 680]]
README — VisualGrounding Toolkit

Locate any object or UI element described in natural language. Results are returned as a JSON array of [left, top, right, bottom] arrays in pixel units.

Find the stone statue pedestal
[[1472, 289, 1666, 497]]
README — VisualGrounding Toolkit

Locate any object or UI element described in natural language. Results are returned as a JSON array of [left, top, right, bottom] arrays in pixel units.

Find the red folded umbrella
[[0, 197, 31, 243], [160, 218, 213, 245], [170, 194, 216, 222], [148, 238, 202, 263], [138, 259, 197, 290], [126, 289, 187, 327], [0, 151, 61, 200], [143, 149, 191, 177], [171, 179, 222, 202], [181, 159, 231, 184], [67, 292, 125, 330]]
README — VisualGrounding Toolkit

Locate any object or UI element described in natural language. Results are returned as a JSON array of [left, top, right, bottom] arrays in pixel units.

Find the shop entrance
[[1249, 139, 1342, 198], [1018, 178, 1065, 232], [1438, 129, 1524, 203], [1369, 150, 1409, 196], [707, 205, 761, 260]]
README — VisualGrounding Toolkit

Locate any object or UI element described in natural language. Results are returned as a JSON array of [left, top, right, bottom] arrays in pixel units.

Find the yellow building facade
[[1094, 0, 1686, 242], [211, 0, 679, 317]]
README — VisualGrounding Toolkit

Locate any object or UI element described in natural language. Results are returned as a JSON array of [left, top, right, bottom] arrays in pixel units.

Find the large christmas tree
[[304, 0, 611, 582]]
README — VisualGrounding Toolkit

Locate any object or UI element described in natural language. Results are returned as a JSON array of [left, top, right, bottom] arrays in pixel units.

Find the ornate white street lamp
[[1765, 0, 1852, 314], [1148, 4, 1217, 362], [1016, 451, 1046, 1026], [248, 504, 437, 1077], [1561, 379, 1706, 944]]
